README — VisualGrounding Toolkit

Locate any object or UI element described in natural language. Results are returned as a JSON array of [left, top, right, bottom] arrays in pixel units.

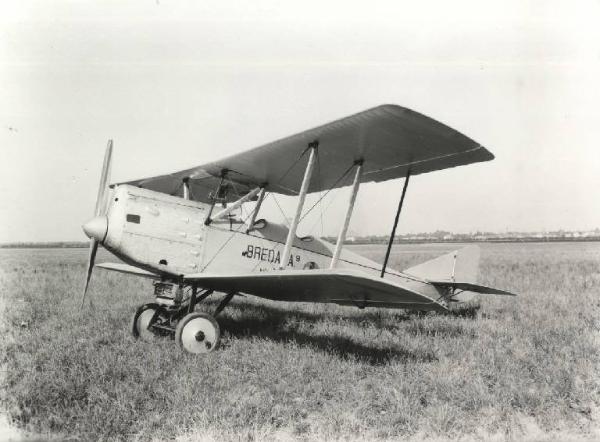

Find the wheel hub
[[176, 313, 221, 354]]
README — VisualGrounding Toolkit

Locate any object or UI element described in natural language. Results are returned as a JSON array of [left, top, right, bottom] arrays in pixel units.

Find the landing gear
[[131, 303, 166, 340], [175, 312, 221, 354], [131, 283, 236, 354]]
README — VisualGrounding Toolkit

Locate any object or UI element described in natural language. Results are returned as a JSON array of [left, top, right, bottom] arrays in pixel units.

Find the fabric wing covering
[[119, 104, 493, 203], [183, 269, 447, 310]]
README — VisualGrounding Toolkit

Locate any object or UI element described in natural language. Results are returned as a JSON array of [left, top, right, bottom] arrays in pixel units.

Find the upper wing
[[184, 268, 448, 310], [119, 104, 493, 202]]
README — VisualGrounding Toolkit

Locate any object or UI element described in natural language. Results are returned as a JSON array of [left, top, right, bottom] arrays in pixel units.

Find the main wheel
[[131, 303, 165, 341], [175, 312, 221, 354]]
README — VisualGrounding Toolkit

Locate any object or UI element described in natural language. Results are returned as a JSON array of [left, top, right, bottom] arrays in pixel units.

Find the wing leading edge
[[183, 268, 448, 311], [95, 262, 160, 279], [119, 104, 493, 202]]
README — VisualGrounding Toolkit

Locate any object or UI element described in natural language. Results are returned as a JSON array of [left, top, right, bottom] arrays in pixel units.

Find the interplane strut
[[330, 160, 363, 269], [280, 142, 318, 269], [381, 171, 411, 277]]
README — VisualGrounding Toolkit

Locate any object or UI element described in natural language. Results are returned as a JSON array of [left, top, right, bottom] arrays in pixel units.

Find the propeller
[[80, 140, 113, 308]]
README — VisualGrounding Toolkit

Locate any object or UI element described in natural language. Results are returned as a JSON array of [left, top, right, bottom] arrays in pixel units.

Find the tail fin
[[404, 245, 480, 284], [405, 246, 516, 297]]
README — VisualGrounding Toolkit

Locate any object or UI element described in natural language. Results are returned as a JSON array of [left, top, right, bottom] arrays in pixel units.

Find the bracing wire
[[306, 185, 342, 234], [242, 146, 309, 228], [272, 147, 310, 193], [271, 193, 291, 228], [199, 208, 257, 272], [298, 163, 355, 223], [200, 147, 310, 272]]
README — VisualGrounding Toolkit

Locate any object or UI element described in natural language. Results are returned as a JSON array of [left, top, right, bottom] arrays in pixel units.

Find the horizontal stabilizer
[[405, 246, 517, 298], [428, 280, 517, 296], [96, 262, 159, 279]]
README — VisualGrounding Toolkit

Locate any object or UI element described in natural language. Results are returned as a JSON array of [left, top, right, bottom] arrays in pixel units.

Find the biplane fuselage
[[81, 105, 516, 354], [89, 184, 446, 307]]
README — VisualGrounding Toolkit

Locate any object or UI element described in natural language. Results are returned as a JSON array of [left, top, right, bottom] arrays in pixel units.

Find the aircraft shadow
[[206, 299, 438, 366]]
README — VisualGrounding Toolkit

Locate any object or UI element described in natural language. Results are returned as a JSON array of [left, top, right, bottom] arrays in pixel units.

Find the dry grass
[[1, 243, 599, 441]]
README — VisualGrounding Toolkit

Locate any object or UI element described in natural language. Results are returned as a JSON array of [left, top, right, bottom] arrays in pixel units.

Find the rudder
[[403, 245, 480, 283], [404, 246, 517, 298]]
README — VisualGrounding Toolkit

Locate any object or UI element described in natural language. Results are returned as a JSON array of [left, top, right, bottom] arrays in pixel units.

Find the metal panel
[[109, 185, 209, 274]]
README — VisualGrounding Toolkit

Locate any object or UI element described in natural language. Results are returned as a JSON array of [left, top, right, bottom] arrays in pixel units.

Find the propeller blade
[[81, 140, 113, 309], [81, 238, 99, 309], [95, 139, 113, 216]]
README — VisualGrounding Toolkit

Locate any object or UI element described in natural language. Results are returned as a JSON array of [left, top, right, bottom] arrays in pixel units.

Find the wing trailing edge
[[118, 104, 494, 202], [183, 268, 448, 310]]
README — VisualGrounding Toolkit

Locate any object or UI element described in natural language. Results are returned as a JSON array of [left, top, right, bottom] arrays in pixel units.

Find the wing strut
[[280, 141, 318, 269], [246, 187, 266, 232], [182, 177, 190, 200], [205, 172, 227, 225], [211, 187, 261, 222], [381, 170, 411, 277], [330, 160, 363, 268]]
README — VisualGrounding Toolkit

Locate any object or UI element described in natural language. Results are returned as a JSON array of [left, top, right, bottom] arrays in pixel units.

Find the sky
[[1, 0, 599, 242]]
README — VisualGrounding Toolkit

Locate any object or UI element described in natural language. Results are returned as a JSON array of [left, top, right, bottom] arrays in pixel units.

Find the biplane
[[81, 104, 516, 354]]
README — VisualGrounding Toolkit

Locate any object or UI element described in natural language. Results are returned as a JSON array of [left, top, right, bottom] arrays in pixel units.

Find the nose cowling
[[82, 216, 108, 242]]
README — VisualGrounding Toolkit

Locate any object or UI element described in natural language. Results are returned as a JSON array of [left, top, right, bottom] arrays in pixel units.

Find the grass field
[[1, 242, 599, 441]]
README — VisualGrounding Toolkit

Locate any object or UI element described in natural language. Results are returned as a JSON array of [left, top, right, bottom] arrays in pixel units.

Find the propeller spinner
[[81, 140, 113, 308]]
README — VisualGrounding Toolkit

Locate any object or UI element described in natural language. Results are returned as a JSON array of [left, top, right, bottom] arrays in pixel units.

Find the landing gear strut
[[131, 282, 236, 354]]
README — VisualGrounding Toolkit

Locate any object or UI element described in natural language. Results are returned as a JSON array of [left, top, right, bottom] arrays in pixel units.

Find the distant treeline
[[0, 241, 89, 249], [3, 235, 600, 249], [323, 235, 600, 245]]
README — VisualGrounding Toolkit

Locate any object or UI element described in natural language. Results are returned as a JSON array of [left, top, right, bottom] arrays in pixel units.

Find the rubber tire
[[131, 303, 164, 340], [175, 312, 221, 354]]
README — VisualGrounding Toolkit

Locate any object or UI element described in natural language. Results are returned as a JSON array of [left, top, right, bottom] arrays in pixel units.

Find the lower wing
[[96, 262, 159, 279], [183, 269, 448, 311]]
